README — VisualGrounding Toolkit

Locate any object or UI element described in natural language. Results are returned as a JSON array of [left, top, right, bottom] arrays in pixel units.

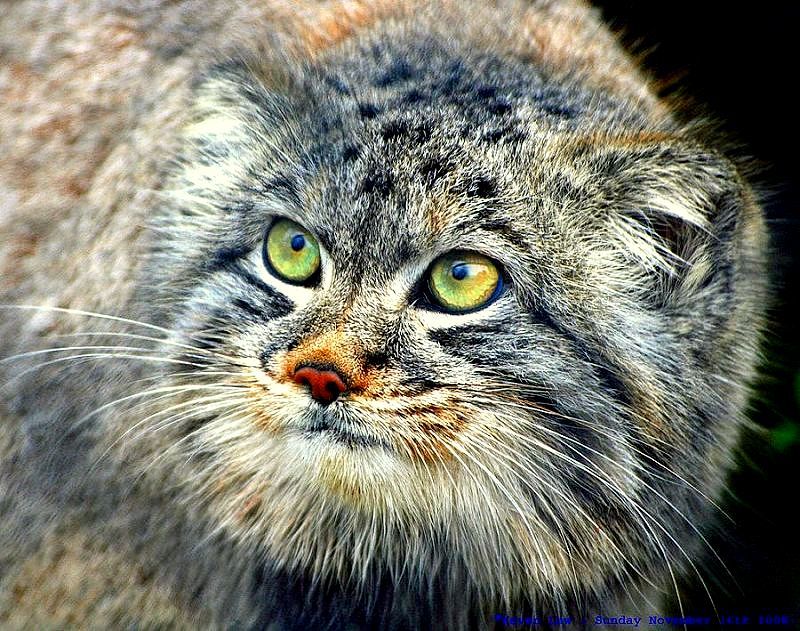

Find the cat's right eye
[[263, 218, 321, 285]]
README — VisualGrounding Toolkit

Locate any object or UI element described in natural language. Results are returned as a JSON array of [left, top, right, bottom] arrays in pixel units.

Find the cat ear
[[184, 60, 290, 164], [593, 141, 765, 309], [167, 60, 297, 222], [190, 57, 297, 122]]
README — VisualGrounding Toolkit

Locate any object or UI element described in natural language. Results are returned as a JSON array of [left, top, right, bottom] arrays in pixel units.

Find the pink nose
[[292, 365, 348, 403]]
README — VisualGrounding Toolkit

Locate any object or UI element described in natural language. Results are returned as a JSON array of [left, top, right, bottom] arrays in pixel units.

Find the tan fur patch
[[412, 407, 464, 461], [624, 366, 674, 442], [424, 194, 466, 236], [292, 0, 417, 57], [518, 1, 664, 111]]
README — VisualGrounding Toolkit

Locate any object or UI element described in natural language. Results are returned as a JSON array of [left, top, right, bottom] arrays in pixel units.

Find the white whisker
[[0, 304, 175, 335]]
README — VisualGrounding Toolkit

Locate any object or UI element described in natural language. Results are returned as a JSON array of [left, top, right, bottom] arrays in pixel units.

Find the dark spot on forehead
[[476, 85, 497, 99], [402, 89, 424, 104], [380, 119, 432, 144], [483, 127, 510, 143], [488, 98, 513, 116], [375, 59, 414, 87], [324, 74, 350, 94], [482, 126, 526, 144], [438, 60, 466, 93], [341, 143, 361, 162], [380, 119, 410, 141], [419, 157, 454, 186], [458, 175, 498, 199], [358, 102, 380, 119], [358, 168, 394, 197], [542, 102, 578, 118]]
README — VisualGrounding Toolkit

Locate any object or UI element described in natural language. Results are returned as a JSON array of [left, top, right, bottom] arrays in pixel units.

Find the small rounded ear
[[594, 142, 765, 310], [165, 60, 301, 224], [185, 60, 291, 157]]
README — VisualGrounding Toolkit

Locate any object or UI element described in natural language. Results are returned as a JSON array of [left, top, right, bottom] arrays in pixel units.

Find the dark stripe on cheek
[[173, 308, 230, 366], [175, 335, 218, 365], [591, 362, 631, 410], [206, 246, 253, 272], [232, 297, 268, 319], [534, 309, 633, 410], [216, 262, 294, 318], [428, 323, 502, 349], [180, 415, 218, 439]]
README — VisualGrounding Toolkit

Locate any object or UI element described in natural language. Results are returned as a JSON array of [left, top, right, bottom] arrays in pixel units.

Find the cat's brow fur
[[0, 1, 768, 629]]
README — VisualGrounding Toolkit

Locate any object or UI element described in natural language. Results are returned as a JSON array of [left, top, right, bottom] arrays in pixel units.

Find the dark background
[[593, 1, 800, 618]]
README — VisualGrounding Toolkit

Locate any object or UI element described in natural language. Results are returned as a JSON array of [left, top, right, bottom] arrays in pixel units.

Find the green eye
[[263, 219, 321, 284], [427, 251, 502, 313]]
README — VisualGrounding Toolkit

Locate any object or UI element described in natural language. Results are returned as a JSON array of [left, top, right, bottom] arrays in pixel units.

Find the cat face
[[141, 35, 766, 604]]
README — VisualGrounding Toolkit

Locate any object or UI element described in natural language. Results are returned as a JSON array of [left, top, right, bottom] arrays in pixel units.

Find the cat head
[[140, 25, 767, 607]]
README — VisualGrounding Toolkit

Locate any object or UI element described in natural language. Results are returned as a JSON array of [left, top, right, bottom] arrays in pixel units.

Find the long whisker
[[102, 390, 248, 458], [468, 403, 656, 555], [4, 352, 215, 385], [481, 400, 719, 619], [459, 429, 610, 601], [480, 380, 734, 523], [486, 415, 686, 617], [482, 383, 735, 586], [177, 405, 256, 467], [0, 305, 251, 365], [462, 424, 652, 598], [443, 438, 553, 591], [48, 331, 257, 367], [129, 406, 257, 489], [74, 382, 248, 431], [0, 305, 175, 335], [2, 345, 164, 363]]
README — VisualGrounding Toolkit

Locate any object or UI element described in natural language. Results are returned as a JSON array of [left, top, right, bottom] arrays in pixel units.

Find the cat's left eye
[[263, 218, 321, 285], [425, 251, 503, 313]]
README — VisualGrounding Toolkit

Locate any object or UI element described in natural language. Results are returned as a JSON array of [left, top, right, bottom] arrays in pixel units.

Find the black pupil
[[451, 263, 468, 281], [290, 234, 305, 251]]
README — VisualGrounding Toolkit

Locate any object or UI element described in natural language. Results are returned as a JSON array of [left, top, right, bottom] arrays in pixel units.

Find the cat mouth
[[300, 414, 389, 450]]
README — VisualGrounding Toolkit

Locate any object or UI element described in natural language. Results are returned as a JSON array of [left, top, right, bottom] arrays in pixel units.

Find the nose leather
[[292, 365, 348, 403]]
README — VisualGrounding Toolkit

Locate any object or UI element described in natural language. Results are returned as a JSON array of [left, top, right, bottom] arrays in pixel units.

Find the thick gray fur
[[0, 1, 768, 629]]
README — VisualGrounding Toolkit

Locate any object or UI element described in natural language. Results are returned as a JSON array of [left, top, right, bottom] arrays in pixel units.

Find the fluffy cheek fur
[[142, 313, 640, 605]]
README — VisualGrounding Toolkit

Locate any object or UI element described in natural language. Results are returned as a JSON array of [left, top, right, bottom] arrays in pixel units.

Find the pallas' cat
[[0, 0, 767, 628]]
